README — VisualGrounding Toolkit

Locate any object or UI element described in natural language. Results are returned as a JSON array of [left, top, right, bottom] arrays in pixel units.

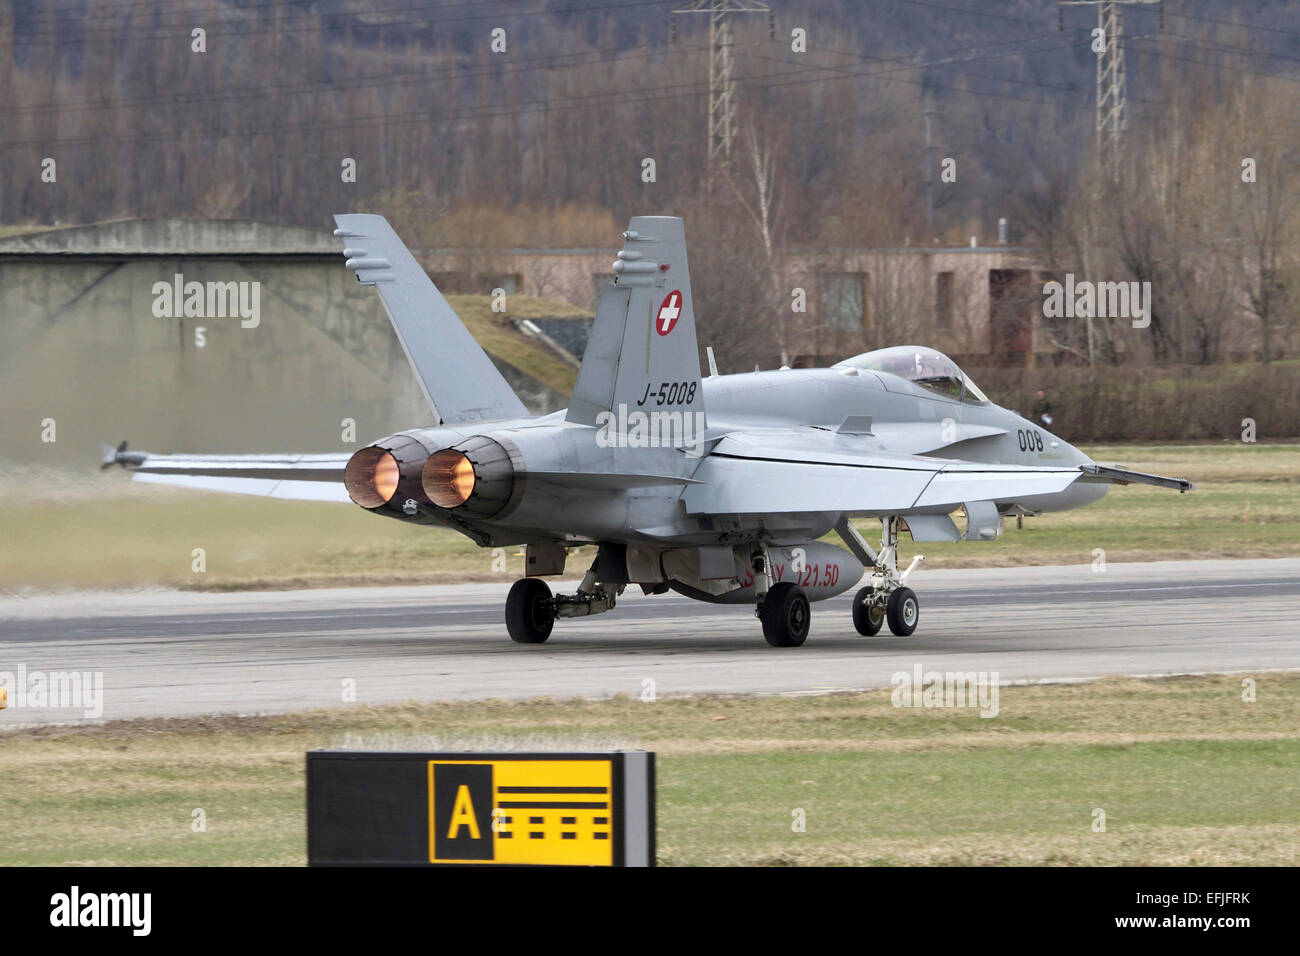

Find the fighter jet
[[106, 215, 1193, 647]]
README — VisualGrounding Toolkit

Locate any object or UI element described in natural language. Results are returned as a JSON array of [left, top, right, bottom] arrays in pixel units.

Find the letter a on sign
[[431, 763, 494, 860], [448, 785, 482, 839]]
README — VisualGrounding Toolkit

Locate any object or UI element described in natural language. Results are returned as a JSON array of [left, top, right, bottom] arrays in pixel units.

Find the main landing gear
[[760, 581, 811, 647], [851, 516, 923, 637], [747, 547, 812, 647], [504, 560, 623, 644], [503, 530, 922, 646], [504, 578, 555, 643]]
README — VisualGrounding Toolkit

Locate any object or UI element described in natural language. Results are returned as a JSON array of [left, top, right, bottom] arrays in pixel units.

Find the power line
[[0, 28, 1078, 144], [8, 4, 1293, 125], [888, 0, 1038, 26], [8, 0, 678, 44], [1157, 32, 1300, 66], [6, 11, 1291, 170], [1162, 6, 1300, 40], [0, 35, 1093, 153], [1131, 34, 1300, 86], [0, 37, 677, 119], [747, 34, 1159, 109], [0, 36, 1158, 188]]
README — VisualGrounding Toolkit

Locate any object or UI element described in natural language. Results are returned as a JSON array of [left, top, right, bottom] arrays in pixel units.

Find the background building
[[0, 219, 584, 464]]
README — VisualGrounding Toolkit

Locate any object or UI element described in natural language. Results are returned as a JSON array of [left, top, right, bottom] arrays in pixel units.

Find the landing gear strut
[[504, 556, 624, 644], [751, 545, 811, 647], [851, 516, 923, 636]]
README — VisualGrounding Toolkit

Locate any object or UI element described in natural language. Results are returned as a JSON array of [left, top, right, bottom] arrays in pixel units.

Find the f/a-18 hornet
[[108, 215, 1193, 647]]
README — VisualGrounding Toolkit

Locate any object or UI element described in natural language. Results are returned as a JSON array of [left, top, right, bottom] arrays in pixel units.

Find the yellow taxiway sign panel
[[428, 759, 614, 865]]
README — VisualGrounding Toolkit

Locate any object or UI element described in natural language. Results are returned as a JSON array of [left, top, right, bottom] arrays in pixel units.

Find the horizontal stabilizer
[[132, 472, 352, 502], [106, 447, 349, 482], [104, 443, 352, 502]]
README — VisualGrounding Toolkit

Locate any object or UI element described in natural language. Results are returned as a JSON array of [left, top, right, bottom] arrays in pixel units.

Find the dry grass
[[2, 674, 1296, 865], [447, 293, 586, 394]]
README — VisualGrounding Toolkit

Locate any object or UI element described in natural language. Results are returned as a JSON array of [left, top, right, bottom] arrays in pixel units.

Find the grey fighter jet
[[106, 215, 1193, 647]]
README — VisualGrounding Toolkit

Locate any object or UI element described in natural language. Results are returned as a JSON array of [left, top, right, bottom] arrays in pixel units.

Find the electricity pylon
[[1059, 0, 1162, 179], [673, 1, 774, 168]]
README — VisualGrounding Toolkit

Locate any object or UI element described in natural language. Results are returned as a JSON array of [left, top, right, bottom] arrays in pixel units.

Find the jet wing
[[682, 433, 1081, 517], [102, 443, 351, 503]]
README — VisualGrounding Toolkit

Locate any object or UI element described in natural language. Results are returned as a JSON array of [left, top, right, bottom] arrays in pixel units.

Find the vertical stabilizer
[[566, 217, 706, 441], [333, 213, 529, 425]]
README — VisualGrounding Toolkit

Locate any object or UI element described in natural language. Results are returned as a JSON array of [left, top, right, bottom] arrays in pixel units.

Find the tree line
[[1, 0, 1296, 372]]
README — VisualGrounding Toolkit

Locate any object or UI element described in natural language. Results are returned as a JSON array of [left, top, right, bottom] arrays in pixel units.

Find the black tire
[[760, 583, 811, 647], [505, 578, 555, 644], [886, 586, 919, 636], [852, 586, 884, 636]]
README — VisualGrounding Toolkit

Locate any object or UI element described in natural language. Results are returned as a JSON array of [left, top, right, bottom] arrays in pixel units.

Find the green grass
[[660, 740, 1299, 865], [447, 294, 586, 394], [1, 443, 1295, 591], [0, 223, 57, 239], [2, 674, 1296, 865]]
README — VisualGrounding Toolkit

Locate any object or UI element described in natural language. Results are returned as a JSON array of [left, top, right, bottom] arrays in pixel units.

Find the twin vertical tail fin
[[333, 213, 528, 426], [334, 212, 704, 437], [565, 217, 706, 441]]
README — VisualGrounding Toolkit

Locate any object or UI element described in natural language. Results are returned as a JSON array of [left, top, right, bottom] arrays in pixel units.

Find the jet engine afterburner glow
[[344, 446, 400, 508], [421, 435, 518, 518], [423, 449, 476, 508]]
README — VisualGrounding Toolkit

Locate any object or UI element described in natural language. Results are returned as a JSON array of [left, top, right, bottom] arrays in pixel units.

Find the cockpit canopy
[[834, 346, 990, 404]]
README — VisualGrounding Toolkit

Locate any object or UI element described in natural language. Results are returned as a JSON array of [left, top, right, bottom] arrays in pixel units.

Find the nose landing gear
[[846, 516, 923, 637], [852, 595, 885, 636]]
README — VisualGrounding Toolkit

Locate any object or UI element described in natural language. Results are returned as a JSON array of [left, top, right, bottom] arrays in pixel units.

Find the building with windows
[[416, 242, 1051, 369]]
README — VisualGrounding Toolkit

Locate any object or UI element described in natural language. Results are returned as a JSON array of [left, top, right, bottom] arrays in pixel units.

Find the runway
[[2, 557, 1298, 725]]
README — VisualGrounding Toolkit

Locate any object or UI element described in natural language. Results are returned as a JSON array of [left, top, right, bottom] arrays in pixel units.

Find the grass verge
[[1, 674, 1296, 865]]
